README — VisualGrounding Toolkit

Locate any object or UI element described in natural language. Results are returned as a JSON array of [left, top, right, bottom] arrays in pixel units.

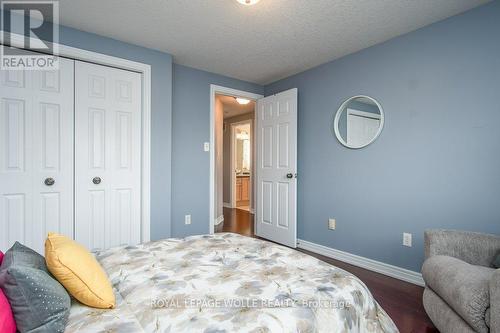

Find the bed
[[66, 233, 398, 332]]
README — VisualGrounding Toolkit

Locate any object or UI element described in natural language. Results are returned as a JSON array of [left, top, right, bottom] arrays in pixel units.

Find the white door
[[347, 109, 381, 148], [256, 88, 297, 248], [75, 61, 142, 251], [0, 48, 74, 254]]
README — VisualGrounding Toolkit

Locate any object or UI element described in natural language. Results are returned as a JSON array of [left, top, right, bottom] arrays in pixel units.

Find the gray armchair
[[422, 230, 500, 333]]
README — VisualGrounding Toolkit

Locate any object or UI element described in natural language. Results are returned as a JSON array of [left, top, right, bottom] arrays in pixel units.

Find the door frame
[[209, 85, 263, 234], [230, 119, 253, 210], [1, 31, 152, 243]]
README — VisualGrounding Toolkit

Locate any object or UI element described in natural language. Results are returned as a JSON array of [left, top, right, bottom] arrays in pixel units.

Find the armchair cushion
[[424, 229, 500, 266], [491, 269, 500, 332], [422, 255, 494, 333], [493, 252, 500, 268]]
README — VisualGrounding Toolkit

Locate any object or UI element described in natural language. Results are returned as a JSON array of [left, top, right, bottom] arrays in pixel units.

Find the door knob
[[286, 173, 293, 179], [44, 177, 55, 186], [92, 177, 102, 185]]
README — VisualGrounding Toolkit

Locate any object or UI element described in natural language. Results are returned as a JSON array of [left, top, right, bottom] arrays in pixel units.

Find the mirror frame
[[333, 95, 385, 149]]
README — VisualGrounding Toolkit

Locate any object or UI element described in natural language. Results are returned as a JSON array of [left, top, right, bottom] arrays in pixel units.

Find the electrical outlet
[[204, 142, 210, 152], [403, 232, 412, 247], [328, 218, 336, 230], [185, 214, 191, 225]]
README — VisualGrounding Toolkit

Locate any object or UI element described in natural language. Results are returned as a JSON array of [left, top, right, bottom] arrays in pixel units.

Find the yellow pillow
[[45, 233, 115, 309]]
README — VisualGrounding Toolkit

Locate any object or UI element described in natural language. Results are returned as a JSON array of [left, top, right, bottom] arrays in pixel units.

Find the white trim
[[1, 31, 152, 243], [297, 239, 424, 286], [333, 95, 385, 150], [223, 202, 232, 208], [210, 85, 263, 234], [230, 119, 253, 210], [215, 215, 224, 226]]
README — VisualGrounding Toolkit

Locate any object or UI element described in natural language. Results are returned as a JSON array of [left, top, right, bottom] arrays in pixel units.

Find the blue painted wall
[[3, 14, 174, 240], [171, 64, 263, 237], [265, 1, 500, 272]]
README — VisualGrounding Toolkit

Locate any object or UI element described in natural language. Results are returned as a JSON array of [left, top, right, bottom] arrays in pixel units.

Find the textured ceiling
[[58, 0, 490, 84]]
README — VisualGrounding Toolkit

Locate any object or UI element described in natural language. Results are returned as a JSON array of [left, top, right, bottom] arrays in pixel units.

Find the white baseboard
[[223, 202, 232, 208], [297, 239, 424, 286], [215, 215, 224, 226]]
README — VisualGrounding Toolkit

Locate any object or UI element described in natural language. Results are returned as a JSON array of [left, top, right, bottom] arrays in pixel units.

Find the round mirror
[[333, 95, 384, 149]]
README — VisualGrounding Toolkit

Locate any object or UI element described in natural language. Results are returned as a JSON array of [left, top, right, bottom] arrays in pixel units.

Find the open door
[[256, 88, 297, 248]]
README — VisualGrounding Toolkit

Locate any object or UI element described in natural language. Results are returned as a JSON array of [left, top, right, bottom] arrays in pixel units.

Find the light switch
[[204, 142, 210, 152], [403, 232, 412, 247], [328, 218, 336, 230]]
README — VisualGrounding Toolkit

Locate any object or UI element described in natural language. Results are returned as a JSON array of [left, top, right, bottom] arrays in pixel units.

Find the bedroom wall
[[265, 1, 500, 272], [2, 13, 174, 241], [171, 64, 263, 237]]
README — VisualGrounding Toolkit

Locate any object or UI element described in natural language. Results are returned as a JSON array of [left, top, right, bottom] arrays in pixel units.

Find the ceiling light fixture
[[235, 97, 251, 105], [236, 0, 261, 6], [236, 131, 249, 140]]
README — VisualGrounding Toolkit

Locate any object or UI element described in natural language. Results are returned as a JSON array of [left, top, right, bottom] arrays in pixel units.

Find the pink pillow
[[0, 251, 16, 333], [0, 290, 16, 333]]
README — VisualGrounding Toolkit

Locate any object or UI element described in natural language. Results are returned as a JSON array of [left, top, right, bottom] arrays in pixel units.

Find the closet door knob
[[286, 173, 293, 179], [44, 178, 55, 186], [92, 177, 102, 185]]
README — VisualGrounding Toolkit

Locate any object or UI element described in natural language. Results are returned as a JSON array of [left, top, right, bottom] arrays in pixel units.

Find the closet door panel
[[30, 63, 75, 251], [0, 51, 74, 254], [75, 61, 141, 251], [1, 69, 34, 253]]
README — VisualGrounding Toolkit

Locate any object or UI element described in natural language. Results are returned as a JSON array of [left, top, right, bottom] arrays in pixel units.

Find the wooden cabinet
[[241, 177, 249, 201], [236, 177, 242, 201], [236, 176, 250, 206]]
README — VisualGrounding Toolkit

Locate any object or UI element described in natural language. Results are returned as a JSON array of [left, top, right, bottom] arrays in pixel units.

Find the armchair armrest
[[424, 229, 500, 267], [491, 269, 500, 333]]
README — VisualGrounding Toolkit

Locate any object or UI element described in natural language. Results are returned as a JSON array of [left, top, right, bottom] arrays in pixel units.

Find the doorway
[[209, 85, 262, 235], [209, 85, 298, 248], [212, 91, 257, 235]]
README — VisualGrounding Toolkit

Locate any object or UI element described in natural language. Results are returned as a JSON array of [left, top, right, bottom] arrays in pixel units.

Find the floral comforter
[[66, 233, 398, 332]]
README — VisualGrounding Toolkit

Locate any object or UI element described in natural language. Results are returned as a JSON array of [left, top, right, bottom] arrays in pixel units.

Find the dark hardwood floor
[[216, 207, 254, 236], [216, 207, 438, 333]]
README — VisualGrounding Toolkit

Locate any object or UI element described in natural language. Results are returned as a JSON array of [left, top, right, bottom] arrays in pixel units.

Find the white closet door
[[0, 48, 74, 254], [75, 61, 141, 251]]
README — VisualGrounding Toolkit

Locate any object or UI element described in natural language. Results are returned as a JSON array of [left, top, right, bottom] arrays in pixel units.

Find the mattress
[[66, 233, 398, 332]]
